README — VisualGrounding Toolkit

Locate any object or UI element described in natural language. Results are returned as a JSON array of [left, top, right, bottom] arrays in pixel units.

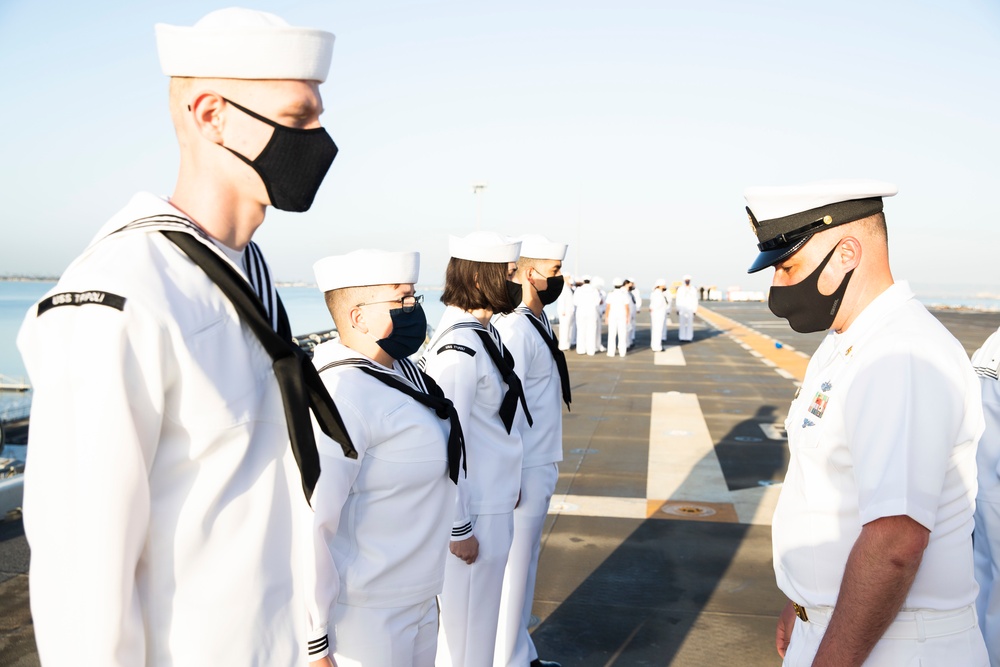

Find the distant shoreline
[[0, 276, 58, 283]]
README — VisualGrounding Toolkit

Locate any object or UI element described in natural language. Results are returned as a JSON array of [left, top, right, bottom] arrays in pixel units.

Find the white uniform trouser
[[975, 497, 1000, 667], [650, 309, 667, 351], [678, 310, 695, 341], [558, 314, 575, 351], [437, 512, 515, 667], [782, 605, 988, 666], [607, 316, 628, 357], [332, 598, 438, 667], [495, 463, 559, 667], [575, 314, 597, 355]]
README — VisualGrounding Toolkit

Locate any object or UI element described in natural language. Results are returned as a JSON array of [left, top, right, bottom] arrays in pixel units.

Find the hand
[[776, 600, 796, 658], [310, 656, 336, 667], [450, 535, 479, 564]]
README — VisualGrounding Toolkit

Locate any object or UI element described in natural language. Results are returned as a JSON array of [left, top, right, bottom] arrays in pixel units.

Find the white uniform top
[[605, 288, 631, 321], [971, 329, 1000, 661], [649, 289, 669, 312], [973, 330, 1000, 503], [307, 341, 454, 656], [493, 307, 564, 468], [421, 306, 523, 538], [17, 192, 315, 666], [556, 283, 576, 321], [773, 282, 983, 610], [572, 283, 601, 315], [675, 284, 699, 314]]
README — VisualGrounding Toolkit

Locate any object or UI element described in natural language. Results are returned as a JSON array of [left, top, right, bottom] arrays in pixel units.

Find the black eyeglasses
[[355, 294, 424, 313]]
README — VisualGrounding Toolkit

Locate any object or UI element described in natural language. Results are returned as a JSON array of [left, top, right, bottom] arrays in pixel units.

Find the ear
[[348, 305, 368, 333], [835, 236, 863, 273], [190, 92, 227, 144]]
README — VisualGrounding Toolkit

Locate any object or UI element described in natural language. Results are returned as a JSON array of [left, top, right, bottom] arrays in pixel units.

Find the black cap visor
[[747, 235, 811, 274]]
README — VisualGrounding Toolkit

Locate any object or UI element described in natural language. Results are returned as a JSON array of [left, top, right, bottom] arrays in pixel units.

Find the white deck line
[[653, 347, 686, 366], [548, 392, 780, 526]]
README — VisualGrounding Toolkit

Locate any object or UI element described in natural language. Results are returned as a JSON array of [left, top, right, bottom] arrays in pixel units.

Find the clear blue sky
[[2, 0, 999, 296]]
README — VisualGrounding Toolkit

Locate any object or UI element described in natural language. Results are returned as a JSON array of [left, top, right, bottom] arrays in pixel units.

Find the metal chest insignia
[[802, 418, 815, 428], [820, 381, 832, 392]]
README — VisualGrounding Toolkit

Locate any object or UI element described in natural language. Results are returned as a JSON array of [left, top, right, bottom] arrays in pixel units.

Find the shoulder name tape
[[37, 291, 127, 316], [438, 343, 476, 357]]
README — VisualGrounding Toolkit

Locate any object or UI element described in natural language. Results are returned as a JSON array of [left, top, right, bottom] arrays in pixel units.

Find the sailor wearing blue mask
[[746, 180, 988, 666], [307, 249, 463, 667], [18, 9, 349, 667]]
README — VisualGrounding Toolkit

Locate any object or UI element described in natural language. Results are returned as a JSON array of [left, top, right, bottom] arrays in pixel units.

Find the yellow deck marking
[[696, 306, 809, 381]]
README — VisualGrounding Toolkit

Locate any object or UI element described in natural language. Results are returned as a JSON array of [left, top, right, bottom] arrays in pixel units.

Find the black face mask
[[221, 97, 338, 212], [376, 304, 427, 360], [768, 243, 853, 334], [506, 280, 523, 309], [536, 275, 565, 305]]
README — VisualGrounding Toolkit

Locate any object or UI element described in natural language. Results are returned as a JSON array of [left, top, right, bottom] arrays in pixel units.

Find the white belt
[[797, 604, 978, 641]]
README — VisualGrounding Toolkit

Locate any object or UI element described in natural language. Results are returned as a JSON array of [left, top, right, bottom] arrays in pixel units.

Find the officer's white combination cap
[[744, 179, 897, 274], [518, 234, 567, 261], [449, 231, 521, 263], [314, 250, 419, 292], [155, 8, 335, 82]]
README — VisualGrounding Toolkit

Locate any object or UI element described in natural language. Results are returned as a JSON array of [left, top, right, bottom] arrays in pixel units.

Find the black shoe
[[530, 660, 562, 667]]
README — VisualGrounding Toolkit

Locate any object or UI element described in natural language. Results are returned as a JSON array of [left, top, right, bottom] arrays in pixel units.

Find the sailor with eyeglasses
[[306, 249, 460, 667]]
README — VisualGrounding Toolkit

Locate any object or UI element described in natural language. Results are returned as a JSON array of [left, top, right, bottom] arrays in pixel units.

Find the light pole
[[472, 182, 488, 229]]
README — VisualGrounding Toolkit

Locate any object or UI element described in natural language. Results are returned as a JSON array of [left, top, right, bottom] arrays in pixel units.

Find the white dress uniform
[[605, 287, 631, 358], [675, 281, 698, 342], [649, 285, 669, 351], [972, 330, 1000, 667], [493, 303, 565, 667], [423, 305, 524, 667], [556, 282, 576, 351], [627, 287, 640, 346], [308, 341, 454, 667], [773, 282, 988, 666], [17, 192, 318, 666], [572, 282, 602, 356]]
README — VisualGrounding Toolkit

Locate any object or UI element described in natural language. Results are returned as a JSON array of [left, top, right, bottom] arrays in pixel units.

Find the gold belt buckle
[[792, 602, 809, 622]]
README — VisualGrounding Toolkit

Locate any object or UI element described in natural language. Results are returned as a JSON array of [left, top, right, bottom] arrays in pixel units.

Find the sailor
[[971, 330, 1000, 666], [493, 234, 570, 667], [745, 180, 988, 665], [420, 231, 531, 667], [16, 8, 350, 665], [594, 277, 608, 352], [675, 274, 698, 342], [306, 249, 460, 667], [556, 273, 576, 351], [649, 279, 669, 351], [572, 276, 601, 356], [605, 278, 631, 358], [626, 279, 641, 348]]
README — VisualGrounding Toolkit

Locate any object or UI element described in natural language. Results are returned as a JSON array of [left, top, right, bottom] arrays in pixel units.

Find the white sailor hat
[[155, 8, 335, 82], [655, 278, 667, 287], [744, 179, 898, 274], [518, 234, 568, 261], [313, 249, 419, 292], [612, 276, 624, 288], [449, 231, 521, 263], [683, 274, 692, 281]]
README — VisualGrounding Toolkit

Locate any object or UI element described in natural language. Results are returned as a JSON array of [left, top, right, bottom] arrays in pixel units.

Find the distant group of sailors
[[554, 274, 701, 357]]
